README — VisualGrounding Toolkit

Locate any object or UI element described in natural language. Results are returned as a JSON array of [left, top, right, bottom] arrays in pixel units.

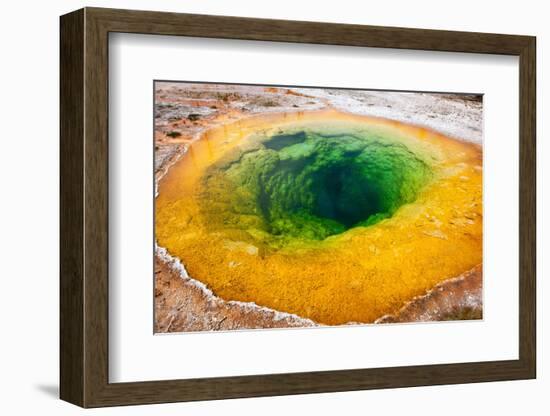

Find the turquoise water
[[199, 124, 432, 243]]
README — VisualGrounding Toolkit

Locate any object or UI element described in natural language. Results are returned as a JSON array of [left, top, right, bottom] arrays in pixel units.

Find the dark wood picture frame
[[60, 7, 536, 408]]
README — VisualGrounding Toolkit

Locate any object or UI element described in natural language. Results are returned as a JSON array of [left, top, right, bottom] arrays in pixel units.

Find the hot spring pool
[[156, 110, 482, 324]]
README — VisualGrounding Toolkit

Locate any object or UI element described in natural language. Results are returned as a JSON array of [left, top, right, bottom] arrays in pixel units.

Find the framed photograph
[[60, 7, 536, 407]]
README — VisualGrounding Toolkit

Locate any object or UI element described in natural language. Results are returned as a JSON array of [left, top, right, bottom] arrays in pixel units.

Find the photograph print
[[154, 82, 483, 333]]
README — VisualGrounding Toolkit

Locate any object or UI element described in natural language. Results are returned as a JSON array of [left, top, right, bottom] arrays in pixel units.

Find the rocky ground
[[154, 82, 483, 333], [375, 265, 482, 324], [293, 88, 483, 144], [154, 83, 326, 174]]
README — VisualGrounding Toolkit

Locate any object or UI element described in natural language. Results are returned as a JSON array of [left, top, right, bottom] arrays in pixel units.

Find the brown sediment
[[375, 264, 482, 324]]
